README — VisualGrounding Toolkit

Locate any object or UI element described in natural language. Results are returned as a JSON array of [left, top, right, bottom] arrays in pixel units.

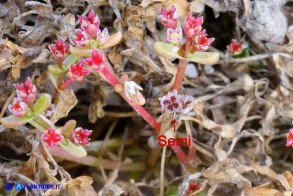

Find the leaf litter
[[1, 0, 293, 195]]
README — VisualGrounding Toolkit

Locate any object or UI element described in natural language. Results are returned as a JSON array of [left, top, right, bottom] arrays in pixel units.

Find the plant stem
[[172, 59, 188, 91], [100, 65, 189, 162], [100, 69, 161, 131], [160, 146, 167, 196], [49, 146, 145, 171]]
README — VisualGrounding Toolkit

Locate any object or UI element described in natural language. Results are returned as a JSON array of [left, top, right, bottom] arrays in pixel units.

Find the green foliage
[[62, 120, 77, 138], [60, 138, 87, 157], [0, 115, 31, 128], [48, 65, 65, 75], [154, 42, 219, 64], [166, 186, 178, 196], [33, 94, 51, 115]]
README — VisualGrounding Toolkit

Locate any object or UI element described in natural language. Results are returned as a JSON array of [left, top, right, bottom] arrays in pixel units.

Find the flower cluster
[[160, 6, 214, 52], [42, 126, 92, 147], [48, 10, 113, 89], [160, 91, 194, 116], [69, 127, 92, 146], [8, 78, 37, 117], [42, 128, 62, 147], [227, 39, 243, 55], [49, 39, 69, 59], [72, 10, 109, 47], [185, 180, 201, 194]]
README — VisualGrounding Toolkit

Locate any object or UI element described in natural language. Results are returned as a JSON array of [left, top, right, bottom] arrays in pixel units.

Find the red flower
[[49, 39, 69, 58], [42, 128, 62, 147], [84, 49, 105, 72], [160, 5, 179, 29], [193, 30, 214, 51], [67, 61, 90, 82], [69, 127, 92, 146], [183, 14, 203, 38], [70, 29, 90, 47], [79, 10, 100, 38], [8, 98, 28, 117], [15, 78, 37, 105], [185, 180, 201, 194], [227, 39, 243, 55], [286, 129, 293, 147]]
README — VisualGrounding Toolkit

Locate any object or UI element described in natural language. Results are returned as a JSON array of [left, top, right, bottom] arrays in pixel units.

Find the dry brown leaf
[[50, 89, 78, 123], [66, 176, 98, 196], [20, 156, 36, 179], [121, 48, 161, 73], [242, 188, 283, 196], [252, 164, 291, 191], [88, 100, 105, 123], [101, 184, 125, 196], [24, 1, 53, 17], [58, 14, 76, 41], [162, 0, 190, 17], [205, 166, 251, 190]]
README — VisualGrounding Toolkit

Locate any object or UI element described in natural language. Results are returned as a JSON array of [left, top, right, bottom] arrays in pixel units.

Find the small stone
[[184, 63, 198, 78]]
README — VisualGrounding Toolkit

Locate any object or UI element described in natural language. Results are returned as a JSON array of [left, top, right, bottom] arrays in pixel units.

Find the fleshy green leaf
[[154, 42, 183, 59], [33, 94, 52, 115], [70, 46, 92, 57], [233, 48, 250, 58], [185, 51, 219, 64], [47, 72, 58, 89], [60, 138, 87, 157], [48, 65, 65, 75], [62, 54, 79, 69], [198, 192, 207, 196], [62, 120, 76, 138], [154, 41, 220, 64], [100, 31, 122, 49], [0, 115, 30, 128]]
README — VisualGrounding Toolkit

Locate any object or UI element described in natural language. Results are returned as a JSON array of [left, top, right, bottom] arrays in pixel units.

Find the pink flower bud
[[193, 30, 214, 51], [123, 81, 145, 105], [67, 61, 90, 82], [79, 10, 100, 38], [84, 49, 105, 72], [183, 14, 203, 38], [96, 28, 109, 45], [15, 78, 37, 105], [69, 127, 92, 146], [49, 39, 69, 58], [8, 98, 28, 117], [70, 29, 90, 47], [185, 180, 201, 194], [227, 39, 243, 55], [286, 129, 293, 147], [166, 28, 182, 45], [42, 128, 62, 147], [160, 5, 179, 29]]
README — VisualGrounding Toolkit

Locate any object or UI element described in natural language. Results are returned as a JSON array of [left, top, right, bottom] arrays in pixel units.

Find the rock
[[245, 0, 288, 44]]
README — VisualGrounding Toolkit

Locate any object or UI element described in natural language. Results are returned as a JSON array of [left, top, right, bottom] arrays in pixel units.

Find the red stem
[[172, 59, 188, 91], [61, 79, 73, 90], [100, 66, 189, 162]]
